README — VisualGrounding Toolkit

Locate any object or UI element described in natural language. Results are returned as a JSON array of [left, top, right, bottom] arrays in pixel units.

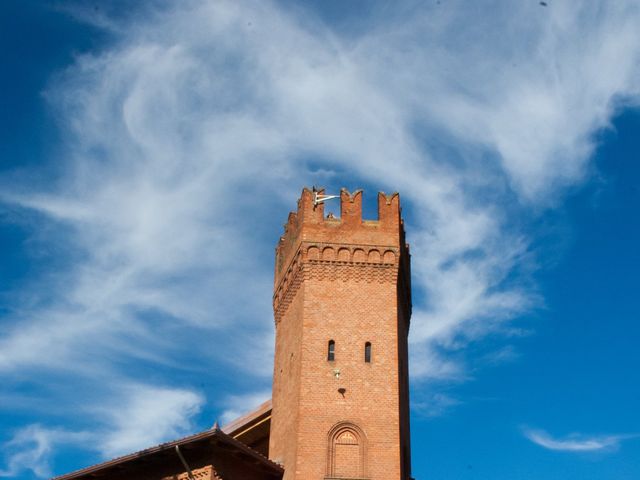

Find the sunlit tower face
[[269, 187, 412, 480]]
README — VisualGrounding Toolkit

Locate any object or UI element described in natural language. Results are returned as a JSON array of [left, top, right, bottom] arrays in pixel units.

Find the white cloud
[[523, 427, 638, 452], [0, 425, 90, 478], [412, 393, 462, 418], [97, 384, 205, 458], [0, 384, 203, 477], [7, 0, 632, 382], [370, 1, 640, 201], [219, 390, 272, 426], [0, 425, 54, 478], [1, 0, 640, 472]]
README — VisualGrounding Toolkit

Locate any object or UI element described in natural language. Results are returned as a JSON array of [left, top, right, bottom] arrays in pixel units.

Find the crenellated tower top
[[273, 187, 410, 324]]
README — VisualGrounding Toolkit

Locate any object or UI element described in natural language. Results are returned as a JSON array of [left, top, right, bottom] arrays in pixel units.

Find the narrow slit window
[[328, 340, 335, 361], [364, 342, 372, 363]]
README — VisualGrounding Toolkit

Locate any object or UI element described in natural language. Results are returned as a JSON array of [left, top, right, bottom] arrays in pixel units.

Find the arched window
[[326, 422, 367, 478], [364, 342, 372, 363], [327, 340, 335, 361]]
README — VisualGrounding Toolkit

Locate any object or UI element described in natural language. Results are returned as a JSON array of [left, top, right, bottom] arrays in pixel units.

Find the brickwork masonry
[[269, 188, 412, 480]]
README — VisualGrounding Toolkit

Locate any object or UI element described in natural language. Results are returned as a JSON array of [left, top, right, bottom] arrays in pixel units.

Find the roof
[[52, 425, 283, 480], [222, 399, 272, 437]]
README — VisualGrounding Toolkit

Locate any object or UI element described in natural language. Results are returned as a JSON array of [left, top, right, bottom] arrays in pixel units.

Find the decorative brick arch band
[[272, 241, 403, 324], [326, 421, 367, 479]]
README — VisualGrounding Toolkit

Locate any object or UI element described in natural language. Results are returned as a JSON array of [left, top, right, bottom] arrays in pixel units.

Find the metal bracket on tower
[[312, 187, 339, 209]]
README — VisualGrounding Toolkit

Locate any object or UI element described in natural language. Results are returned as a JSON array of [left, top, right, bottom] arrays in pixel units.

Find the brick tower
[[269, 187, 412, 480]]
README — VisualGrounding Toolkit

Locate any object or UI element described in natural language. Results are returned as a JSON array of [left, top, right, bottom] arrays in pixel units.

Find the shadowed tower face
[[269, 188, 412, 480]]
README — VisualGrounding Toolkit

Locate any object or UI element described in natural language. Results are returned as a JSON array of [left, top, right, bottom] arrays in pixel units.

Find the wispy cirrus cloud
[[97, 384, 205, 458], [0, 425, 89, 478], [0, 384, 203, 478], [1, 0, 640, 474], [412, 393, 462, 418], [1, 0, 636, 382], [523, 427, 639, 452], [219, 390, 272, 426]]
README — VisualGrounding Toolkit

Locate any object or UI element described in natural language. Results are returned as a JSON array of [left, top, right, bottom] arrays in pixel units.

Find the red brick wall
[[270, 188, 412, 480]]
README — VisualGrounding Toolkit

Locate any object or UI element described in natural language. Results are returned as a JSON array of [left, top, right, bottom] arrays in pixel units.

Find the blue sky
[[1, 1, 639, 479]]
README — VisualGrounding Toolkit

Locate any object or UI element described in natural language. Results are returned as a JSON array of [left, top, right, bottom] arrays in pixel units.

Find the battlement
[[274, 187, 408, 287], [281, 187, 401, 230]]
